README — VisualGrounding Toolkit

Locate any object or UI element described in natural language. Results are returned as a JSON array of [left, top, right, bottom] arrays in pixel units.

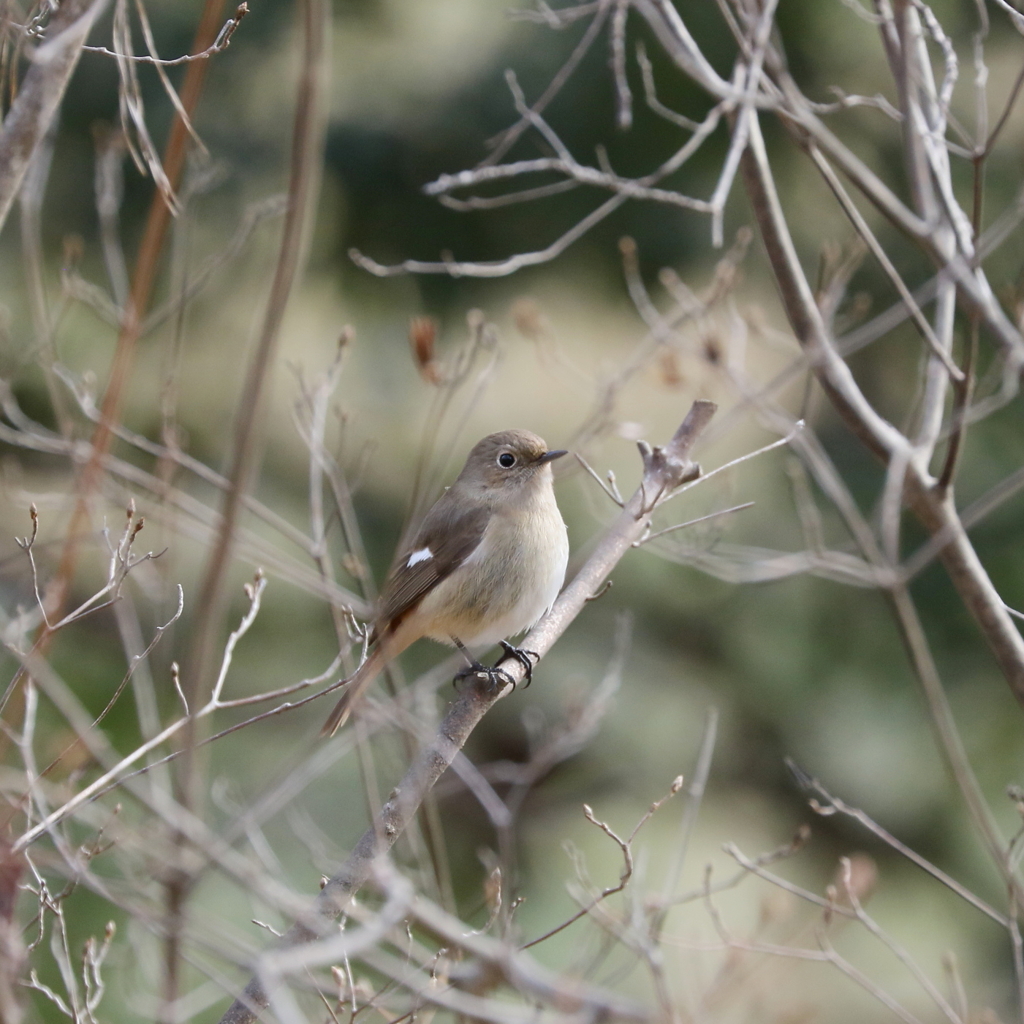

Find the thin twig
[[83, 3, 248, 65]]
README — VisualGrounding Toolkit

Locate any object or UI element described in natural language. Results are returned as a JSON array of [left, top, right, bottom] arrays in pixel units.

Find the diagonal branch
[[0, 0, 109, 233], [739, 112, 909, 464], [216, 399, 718, 1024]]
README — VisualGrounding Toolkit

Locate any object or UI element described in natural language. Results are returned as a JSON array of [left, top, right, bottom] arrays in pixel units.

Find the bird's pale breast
[[417, 484, 568, 647]]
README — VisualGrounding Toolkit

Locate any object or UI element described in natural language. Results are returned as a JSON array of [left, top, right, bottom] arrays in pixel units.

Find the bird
[[321, 429, 569, 736]]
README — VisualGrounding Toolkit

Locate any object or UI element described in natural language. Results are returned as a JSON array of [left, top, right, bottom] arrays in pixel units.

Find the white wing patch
[[407, 546, 433, 568]]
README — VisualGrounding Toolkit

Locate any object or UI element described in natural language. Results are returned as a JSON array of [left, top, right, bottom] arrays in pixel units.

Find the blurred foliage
[[2, 0, 1024, 1021]]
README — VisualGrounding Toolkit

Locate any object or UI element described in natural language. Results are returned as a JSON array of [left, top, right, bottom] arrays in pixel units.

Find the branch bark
[[216, 399, 717, 1024], [0, 0, 108, 233], [739, 105, 1024, 710]]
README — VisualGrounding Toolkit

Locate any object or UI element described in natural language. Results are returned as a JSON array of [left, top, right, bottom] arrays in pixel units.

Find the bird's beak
[[537, 449, 568, 464]]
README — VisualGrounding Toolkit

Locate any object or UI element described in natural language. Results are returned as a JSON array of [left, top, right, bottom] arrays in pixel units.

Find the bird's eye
[[497, 452, 516, 468]]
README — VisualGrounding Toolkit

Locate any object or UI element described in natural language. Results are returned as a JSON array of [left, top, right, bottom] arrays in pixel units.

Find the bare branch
[[788, 761, 1010, 926], [0, 0, 109, 234], [83, 3, 248, 65], [216, 401, 717, 1024]]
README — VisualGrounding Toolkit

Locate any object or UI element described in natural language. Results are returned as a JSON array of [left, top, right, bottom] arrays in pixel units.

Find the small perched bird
[[321, 429, 569, 736]]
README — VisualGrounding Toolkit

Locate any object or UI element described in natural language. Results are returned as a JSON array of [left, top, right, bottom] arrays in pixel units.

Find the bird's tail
[[320, 629, 410, 738]]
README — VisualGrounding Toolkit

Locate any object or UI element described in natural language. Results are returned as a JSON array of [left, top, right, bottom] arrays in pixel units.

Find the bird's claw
[[497, 641, 539, 688], [453, 660, 516, 693]]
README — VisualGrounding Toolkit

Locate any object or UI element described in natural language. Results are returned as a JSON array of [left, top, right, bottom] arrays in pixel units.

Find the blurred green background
[[2, 0, 1024, 1020]]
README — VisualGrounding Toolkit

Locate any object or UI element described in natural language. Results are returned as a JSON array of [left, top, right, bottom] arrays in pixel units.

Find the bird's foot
[[497, 641, 539, 688], [453, 659, 516, 693]]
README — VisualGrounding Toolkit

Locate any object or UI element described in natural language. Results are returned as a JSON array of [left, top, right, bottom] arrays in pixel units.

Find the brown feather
[[320, 621, 417, 736], [374, 496, 490, 633]]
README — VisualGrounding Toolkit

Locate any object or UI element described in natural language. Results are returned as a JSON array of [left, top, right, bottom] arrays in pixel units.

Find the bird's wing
[[374, 494, 490, 632]]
